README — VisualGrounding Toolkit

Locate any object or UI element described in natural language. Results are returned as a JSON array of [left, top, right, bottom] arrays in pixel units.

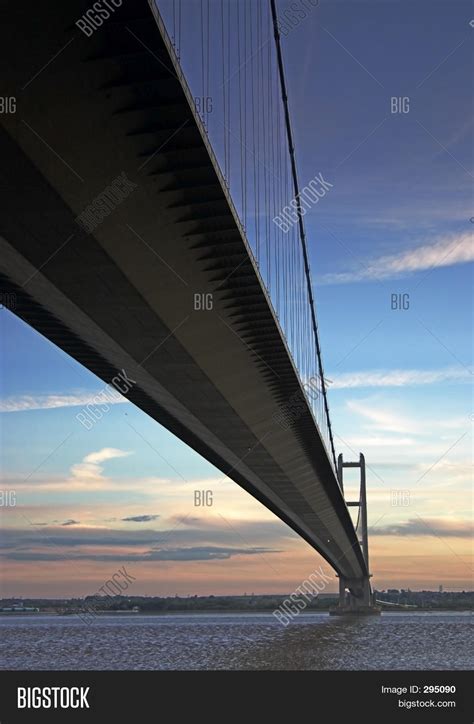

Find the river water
[[0, 612, 471, 670]]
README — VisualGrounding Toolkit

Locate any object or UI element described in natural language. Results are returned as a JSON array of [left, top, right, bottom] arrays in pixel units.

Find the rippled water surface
[[0, 612, 471, 670]]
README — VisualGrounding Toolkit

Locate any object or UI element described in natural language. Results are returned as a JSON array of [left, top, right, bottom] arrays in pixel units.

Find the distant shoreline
[[1, 591, 471, 617], [0, 608, 472, 617]]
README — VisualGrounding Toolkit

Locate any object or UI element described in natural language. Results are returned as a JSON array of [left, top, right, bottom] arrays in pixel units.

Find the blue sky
[[0, 0, 472, 596]]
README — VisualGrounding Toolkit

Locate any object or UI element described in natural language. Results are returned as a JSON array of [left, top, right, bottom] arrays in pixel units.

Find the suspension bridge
[[0, 0, 378, 612]]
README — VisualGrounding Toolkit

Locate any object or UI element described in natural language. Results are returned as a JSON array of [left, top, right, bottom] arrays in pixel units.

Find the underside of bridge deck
[[0, 0, 368, 584]]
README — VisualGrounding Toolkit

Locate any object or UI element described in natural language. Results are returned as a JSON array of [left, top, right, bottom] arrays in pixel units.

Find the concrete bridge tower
[[331, 453, 381, 615]]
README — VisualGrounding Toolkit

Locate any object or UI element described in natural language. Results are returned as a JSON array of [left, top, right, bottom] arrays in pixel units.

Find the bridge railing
[[153, 0, 337, 472]]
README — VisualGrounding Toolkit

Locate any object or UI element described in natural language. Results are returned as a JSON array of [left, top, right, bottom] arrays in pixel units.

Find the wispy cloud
[[330, 366, 471, 389], [0, 392, 129, 413], [319, 232, 473, 284], [346, 400, 417, 434], [122, 515, 160, 523], [2, 546, 282, 563], [3, 472, 216, 495], [371, 518, 473, 538], [0, 520, 287, 563], [340, 435, 416, 448], [337, 399, 471, 465], [0, 520, 291, 550], [69, 448, 132, 484]]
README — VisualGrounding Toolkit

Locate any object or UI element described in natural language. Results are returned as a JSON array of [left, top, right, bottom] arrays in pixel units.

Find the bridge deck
[[0, 0, 367, 582]]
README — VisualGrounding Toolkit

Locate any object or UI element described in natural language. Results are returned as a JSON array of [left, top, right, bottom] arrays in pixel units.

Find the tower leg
[[338, 575, 346, 608], [359, 453, 369, 576]]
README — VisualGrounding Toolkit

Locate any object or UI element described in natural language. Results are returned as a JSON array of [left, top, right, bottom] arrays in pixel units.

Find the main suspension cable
[[269, 0, 337, 471]]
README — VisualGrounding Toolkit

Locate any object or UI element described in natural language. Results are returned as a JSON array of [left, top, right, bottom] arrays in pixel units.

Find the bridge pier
[[330, 454, 381, 616], [333, 574, 377, 614]]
